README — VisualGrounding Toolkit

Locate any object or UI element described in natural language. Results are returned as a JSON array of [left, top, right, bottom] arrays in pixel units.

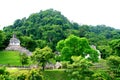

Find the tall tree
[[56, 35, 98, 62], [31, 46, 54, 71], [20, 36, 37, 51]]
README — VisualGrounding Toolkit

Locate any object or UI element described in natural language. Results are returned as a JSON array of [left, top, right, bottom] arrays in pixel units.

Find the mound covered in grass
[[0, 51, 22, 66]]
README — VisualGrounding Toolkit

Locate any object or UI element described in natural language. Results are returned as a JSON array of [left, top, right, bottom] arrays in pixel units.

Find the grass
[[43, 69, 70, 80], [0, 51, 22, 66]]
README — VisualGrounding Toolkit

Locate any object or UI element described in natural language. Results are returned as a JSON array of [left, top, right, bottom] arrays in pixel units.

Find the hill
[[0, 51, 21, 66], [2, 9, 120, 56], [3, 9, 74, 51]]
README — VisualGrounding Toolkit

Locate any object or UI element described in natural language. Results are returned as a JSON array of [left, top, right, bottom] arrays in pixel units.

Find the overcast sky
[[0, 0, 120, 30]]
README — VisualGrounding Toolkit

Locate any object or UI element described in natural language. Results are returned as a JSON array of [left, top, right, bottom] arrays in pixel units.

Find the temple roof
[[9, 34, 20, 45]]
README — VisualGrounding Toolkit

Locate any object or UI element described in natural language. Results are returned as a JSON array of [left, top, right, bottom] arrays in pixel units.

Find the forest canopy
[[2, 9, 120, 56]]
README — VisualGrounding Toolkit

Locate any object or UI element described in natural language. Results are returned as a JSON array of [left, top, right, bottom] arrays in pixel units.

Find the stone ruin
[[5, 34, 32, 56], [85, 45, 101, 59]]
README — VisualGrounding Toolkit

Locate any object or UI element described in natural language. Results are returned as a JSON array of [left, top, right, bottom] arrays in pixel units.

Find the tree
[[66, 56, 93, 80], [20, 53, 29, 65], [4, 8, 120, 56], [107, 56, 120, 79], [56, 35, 98, 62], [109, 39, 120, 56], [0, 30, 6, 50], [31, 46, 54, 71], [20, 36, 37, 51], [98, 45, 112, 59], [36, 40, 47, 49]]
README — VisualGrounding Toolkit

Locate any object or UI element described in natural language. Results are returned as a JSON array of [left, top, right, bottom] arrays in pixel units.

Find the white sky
[[0, 0, 120, 30]]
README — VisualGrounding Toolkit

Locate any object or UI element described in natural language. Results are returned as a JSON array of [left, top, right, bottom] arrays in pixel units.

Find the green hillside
[[3, 9, 120, 55], [0, 51, 21, 66]]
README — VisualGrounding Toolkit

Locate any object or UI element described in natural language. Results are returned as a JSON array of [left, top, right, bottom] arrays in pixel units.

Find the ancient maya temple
[[9, 34, 20, 46], [6, 34, 32, 56]]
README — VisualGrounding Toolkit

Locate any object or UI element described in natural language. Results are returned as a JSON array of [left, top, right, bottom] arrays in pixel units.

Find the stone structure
[[45, 62, 62, 69], [85, 45, 101, 59], [91, 45, 101, 59], [6, 34, 32, 56], [9, 34, 20, 46]]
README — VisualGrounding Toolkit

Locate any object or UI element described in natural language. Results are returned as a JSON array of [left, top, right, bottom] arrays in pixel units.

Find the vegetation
[[3, 9, 120, 53], [56, 35, 98, 62], [7, 68, 70, 80], [107, 56, 120, 79], [31, 46, 54, 71], [43, 69, 70, 80], [0, 30, 6, 50], [66, 56, 93, 80], [0, 9, 120, 79], [20, 53, 29, 65]]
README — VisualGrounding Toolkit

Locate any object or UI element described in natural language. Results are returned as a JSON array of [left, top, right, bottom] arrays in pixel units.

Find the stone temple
[[9, 34, 20, 46], [6, 34, 32, 56]]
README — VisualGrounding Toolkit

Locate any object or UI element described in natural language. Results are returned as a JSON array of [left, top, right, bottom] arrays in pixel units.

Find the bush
[[107, 56, 120, 79], [0, 66, 11, 80], [17, 73, 27, 80], [92, 70, 112, 80], [28, 69, 44, 80], [61, 61, 69, 68]]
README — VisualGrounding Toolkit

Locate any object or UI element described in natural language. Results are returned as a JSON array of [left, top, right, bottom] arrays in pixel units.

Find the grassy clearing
[[0, 51, 22, 66]]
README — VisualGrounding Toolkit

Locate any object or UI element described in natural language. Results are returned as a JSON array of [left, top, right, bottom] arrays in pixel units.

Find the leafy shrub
[[28, 69, 44, 80], [17, 73, 27, 80], [92, 70, 112, 80]]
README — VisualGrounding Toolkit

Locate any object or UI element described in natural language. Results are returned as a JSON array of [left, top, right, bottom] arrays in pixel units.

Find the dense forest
[[0, 9, 120, 79], [1, 9, 120, 58]]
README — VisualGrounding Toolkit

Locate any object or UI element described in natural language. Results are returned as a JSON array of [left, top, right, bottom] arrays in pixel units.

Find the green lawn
[[0, 51, 22, 66]]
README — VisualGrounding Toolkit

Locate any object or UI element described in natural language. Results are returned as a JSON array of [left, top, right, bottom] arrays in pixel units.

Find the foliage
[[98, 45, 112, 59], [20, 53, 29, 65], [61, 61, 70, 69], [7, 69, 70, 80], [0, 66, 11, 80], [109, 39, 120, 56], [3, 9, 120, 54], [92, 70, 112, 80], [36, 40, 47, 49], [31, 46, 54, 71], [56, 35, 98, 62], [2, 8, 120, 79], [0, 66, 7, 75], [16, 69, 44, 80], [3, 9, 73, 51], [17, 73, 27, 80], [66, 56, 93, 80], [28, 69, 44, 80], [0, 30, 6, 50], [20, 36, 37, 51], [107, 56, 120, 79]]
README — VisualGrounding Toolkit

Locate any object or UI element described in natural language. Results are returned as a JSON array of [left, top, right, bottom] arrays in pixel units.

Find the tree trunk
[[42, 63, 45, 71]]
